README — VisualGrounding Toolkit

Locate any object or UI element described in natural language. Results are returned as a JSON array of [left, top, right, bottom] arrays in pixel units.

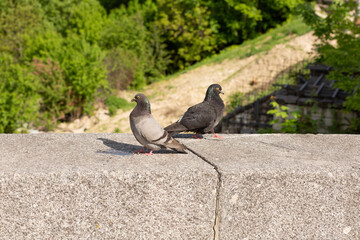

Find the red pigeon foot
[[212, 133, 223, 139]]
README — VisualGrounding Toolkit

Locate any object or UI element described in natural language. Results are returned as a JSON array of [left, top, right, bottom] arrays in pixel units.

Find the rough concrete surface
[[187, 134, 360, 240], [0, 133, 217, 239], [0, 134, 359, 239]]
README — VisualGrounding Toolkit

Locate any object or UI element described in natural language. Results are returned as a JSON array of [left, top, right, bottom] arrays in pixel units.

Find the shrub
[[0, 53, 40, 133], [101, 8, 149, 89], [59, 36, 108, 119], [298, 0, 360, 129], [38, 0, 106, 43], [267, 101, 318, 133], [103, 47, 145, 90], [154, 0, 218, 72], [31, 57, 69, 129], [0, 0, 43, 60], [105, 95, 134, 116], [227, 92, 246, 111], [25, 30, 108, 121], [101, 5, 169, 89]]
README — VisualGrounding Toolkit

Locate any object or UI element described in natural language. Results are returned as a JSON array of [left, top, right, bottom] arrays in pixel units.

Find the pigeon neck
[[136, 101, 151, 115], [204, 90, 221, 103]]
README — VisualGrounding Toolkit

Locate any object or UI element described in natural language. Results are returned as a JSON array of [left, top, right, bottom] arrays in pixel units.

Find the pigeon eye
[[137, 96, 140, 99], [216, 88, 219, 91]]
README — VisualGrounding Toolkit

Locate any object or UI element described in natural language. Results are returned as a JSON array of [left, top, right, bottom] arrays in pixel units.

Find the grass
[[105, 95, 135, 117], [164, 15, 312, 81], [204, 16, 311, 64], [113, 127, 121, 133]]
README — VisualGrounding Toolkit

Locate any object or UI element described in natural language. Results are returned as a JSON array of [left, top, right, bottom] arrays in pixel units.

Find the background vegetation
[[298, 0, 360, 112], [225, 1, 360, 134], [0, 0, 303, 132], [296, 0, 360, 132]]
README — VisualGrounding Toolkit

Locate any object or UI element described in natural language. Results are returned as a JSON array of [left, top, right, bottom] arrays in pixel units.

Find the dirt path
[[56, 32, 317, 133]]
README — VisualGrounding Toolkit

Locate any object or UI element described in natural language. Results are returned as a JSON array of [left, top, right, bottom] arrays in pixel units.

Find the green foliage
[[38, 0, 106, 43], [145, 24, 171, 83], [98, 0, 129, 13], [101, 2, 170, 88], [0, 0, 109, 131], [105, 95, 134, 116], [199, 15, 312, 66], [0, 0, 43, 60], [25, 30, 108, 121], [208, 0, 303, 48], [0, 0, 308, 132], [60, 37, 108, 118], [154, 0, 218, 71], [103, 47, 141, 90], [68, 0, 106, 43], [267, 101, 301, 133], [267, 101, 318, 133], [31, 57, 69, 129], [298, 1, 360, 114], [0, 53, 40, 133], [228, 92, 246, 111], [209, 0, 262, 45], [101, 7, 149, 89], [102, 7, 146, 51], [266, 100, 359, 134], [113, 127, 121, 133], [348, 117, 360, 133]]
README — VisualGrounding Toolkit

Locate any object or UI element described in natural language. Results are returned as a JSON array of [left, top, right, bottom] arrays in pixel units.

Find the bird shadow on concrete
[[172, 133, 223, 141], [96, 138, 179, 155], [172, 133, 202, 139]]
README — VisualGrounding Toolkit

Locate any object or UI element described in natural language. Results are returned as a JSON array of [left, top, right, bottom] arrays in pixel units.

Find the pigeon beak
[[220, 90, 224, 95], [131, 98, 136, 102]]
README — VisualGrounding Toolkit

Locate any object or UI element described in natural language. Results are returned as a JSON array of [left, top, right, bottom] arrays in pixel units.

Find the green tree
[[298, 1, 360, 115], [101, 7, 148, 89], [208, 0, 262, 46], [0, 0, 43, 60], [31, 57, 70, 129], [0, 53, 40, 133], [38, 0, 106, 43], [25, 29, 108, 121], [57, 36, 108, 119], [208, 0, 302, 48], [101, 2, 169, 89], [154, 0, 218, 71], [98, 0, 131, 13]]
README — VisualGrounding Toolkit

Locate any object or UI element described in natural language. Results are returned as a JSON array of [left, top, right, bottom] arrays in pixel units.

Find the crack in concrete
[[258, 140, 295, 151], [186, 147, 222, 240]]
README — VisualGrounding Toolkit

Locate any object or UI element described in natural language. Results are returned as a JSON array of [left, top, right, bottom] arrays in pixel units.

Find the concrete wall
[[272, 105, 358, 133], [0, 134, 359, 239]]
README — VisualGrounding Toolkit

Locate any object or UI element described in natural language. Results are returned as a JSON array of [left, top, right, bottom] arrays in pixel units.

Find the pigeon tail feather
[[164, 122, 188, 136], [167, 138, 187, 153]]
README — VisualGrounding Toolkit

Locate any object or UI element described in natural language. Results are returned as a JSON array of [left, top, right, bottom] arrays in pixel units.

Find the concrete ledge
[[0, 134, 359, 239], [187, 134, 360, 239], [0, 134, 217, 239]]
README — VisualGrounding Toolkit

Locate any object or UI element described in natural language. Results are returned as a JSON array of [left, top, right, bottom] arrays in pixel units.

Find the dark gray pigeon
[[165, 83, 225, 139], [129, 93, 187, 155]]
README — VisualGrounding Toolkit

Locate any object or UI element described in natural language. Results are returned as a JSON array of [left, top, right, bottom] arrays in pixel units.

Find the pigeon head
[[131, 93, 151, 113], [204, 84, 224, 101]]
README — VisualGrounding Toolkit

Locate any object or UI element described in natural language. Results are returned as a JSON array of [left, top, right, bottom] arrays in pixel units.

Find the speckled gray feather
[[130, 93, 187, 153]]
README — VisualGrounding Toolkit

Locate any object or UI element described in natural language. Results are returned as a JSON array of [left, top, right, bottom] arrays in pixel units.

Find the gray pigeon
[[129, 93, 187, 155], [165, 83, 225, 138]]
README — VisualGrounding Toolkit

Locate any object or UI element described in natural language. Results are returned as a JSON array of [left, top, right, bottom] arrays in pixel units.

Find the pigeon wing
[[136, 115, 187, 152], [180, 102, 217, 132]]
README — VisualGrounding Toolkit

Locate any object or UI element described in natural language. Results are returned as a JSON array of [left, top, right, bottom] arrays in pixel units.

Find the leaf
[[280, 105, 289, 111], [280, 112, 288, 119]]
